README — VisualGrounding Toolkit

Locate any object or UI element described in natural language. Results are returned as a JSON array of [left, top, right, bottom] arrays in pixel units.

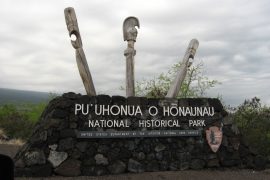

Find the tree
[[135, 61, 220, 98]]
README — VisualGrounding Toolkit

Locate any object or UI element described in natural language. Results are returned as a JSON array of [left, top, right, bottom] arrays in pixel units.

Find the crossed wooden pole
[[64, 7, 199, 98], [64, 7, 96, 96], [166, 39, 199, 98]]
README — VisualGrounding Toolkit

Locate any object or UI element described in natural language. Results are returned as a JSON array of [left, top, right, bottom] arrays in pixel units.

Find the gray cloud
[[0, 0, 270, 106]]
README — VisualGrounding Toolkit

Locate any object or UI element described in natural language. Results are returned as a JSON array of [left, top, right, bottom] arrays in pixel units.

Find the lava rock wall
[[14, 93, 267, 177]]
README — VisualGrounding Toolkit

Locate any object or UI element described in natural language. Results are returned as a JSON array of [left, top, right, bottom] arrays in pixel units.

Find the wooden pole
[[165, 39, 199, 98], [64, 7, 96, 96], [123, 17, 140, 97]]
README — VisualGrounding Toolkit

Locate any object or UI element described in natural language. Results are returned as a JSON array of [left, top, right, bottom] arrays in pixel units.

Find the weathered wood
[[64, 7, 83, 49], [64, 7, 96, 96], [123, 17, 140, 97], [76, 48, 96, 96], [166, 39, 199, 98]]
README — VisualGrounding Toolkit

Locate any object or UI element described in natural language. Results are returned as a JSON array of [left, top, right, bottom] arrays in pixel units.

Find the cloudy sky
[[0, 0, 270, 106]]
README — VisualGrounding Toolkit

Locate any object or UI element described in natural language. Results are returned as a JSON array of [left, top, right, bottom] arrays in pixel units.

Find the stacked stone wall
[[14, 93, 267, 177]]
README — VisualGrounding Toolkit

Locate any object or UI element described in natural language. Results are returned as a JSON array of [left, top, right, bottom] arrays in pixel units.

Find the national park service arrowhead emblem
[[206, 126, 223, 153]]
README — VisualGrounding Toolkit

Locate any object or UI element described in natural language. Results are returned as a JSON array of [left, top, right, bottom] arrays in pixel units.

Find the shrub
[[22, 103, 47, 122], [0, 103, 47, 140], [233, 97, 270, 156]]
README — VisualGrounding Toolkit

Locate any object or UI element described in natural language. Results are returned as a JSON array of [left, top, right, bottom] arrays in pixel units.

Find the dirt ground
[[15, 170, 270, 180], [1, 143, 270, 180], [0, 143, 21, 159]]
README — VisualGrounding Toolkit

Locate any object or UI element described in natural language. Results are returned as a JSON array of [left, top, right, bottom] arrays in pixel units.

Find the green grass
[[0, 102, 47, 140], [20, 103, 47, 122]]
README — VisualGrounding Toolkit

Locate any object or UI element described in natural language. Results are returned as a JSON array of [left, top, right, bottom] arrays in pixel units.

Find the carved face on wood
[[206, 126, 223, 153], [127, 27, 138, 41]]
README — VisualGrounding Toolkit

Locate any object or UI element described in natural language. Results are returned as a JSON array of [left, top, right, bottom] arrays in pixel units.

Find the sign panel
[[74, 97, 224, 140]]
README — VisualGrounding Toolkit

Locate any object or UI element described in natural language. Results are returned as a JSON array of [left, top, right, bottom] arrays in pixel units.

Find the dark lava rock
[[94, 166, 108, 176], [238, 145, 250, 157], [133, 152, 146, 161], [85, 145, 96, 157], [112, 96, 126, 105], [208, 98, 223, 112], [126, 140, 135, 151], [169, 161, 179, 171], [58, 138, 74, 151], [243, 155, 255, 168], [82, 158, 96, 166], [54, 159, 81, 176], [254, 155, 266, 170], [186, 137, 195, 144], [190, 159, 205, 170], [207, 153, 218, 160], [163, 150, 173, 161], [223, 126, 235, 137], [107, 148, 121, 161], [127, 97, 141, 105], [179, 162, 189, 170], [43, 118, 61, 129], [30, 163, 52, 177], [176, 151, 190, 162], [139, 97, 148, 106], [189, 98, 208, 107], [146, 161, 159, 172], [78, 95, 94, 104], [156, 152, 163, 161], [97, 95, 111, 105], [97, 144, 110, 154], [60, 129, 76, 138], [148, 98, 159, 106], [63, 92, 80, 99], [119, 148, 132, 159], [146, 153, 155, 161], [128, 159, 144, 173], [51, 109, 68, 119], [76, 142, 88, 152], [159, 161, 169, 171], [24, 150, 46, 166], [81, 166, 95, 176], [15, 168, 32, 177], [30, 131, 47, 144], [108, 160, 126, 174], [15, 159, 25, 168], [178, 99, 189, 106], [155, 143, 166, 152], [71, 148, 82, 159], [94, 154, 109, 165], [207, 159, 220, 168], [221, 159, 237, 167]]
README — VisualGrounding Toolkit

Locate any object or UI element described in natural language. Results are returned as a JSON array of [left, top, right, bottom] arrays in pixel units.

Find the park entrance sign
[[14, 93, 266, 177], [76, 95, 224, 151], [75, 95, 224, 153], [13, 7, 266, 177]]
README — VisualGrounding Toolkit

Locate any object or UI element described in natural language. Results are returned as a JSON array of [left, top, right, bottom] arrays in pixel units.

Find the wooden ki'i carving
[[64, 7, 199, 98], [166, 39, 199, 98], [123, 17, 140, 97], [64, 7, 96, 96]]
